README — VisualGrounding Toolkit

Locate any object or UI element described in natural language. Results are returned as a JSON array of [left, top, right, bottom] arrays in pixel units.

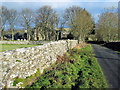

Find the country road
[[91, 44, 120, 88]]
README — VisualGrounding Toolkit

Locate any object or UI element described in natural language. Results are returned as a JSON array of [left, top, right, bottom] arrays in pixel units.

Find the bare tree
[[64, 6, 94, 43], [20, 8, 34, 40], [96, 7, 118, 42], [75, 8, 94, 42], [1, 6, 9, 40], [36, 6, 59, 41], [7, 9, 18, 40], [36, 6, 52, 40], [49, 11, 59, 40], [64, 6, 82, 27], [64, 6, 82, 43]]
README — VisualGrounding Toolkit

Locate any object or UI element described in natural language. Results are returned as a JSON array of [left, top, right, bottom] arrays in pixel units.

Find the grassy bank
[[0, 44, 42, 52], [25, 44, 108, 88], [114, 51, 120, 54]]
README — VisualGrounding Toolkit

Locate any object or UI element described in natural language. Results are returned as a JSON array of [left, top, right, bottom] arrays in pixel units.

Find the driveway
[[92, 44, 120, 88]]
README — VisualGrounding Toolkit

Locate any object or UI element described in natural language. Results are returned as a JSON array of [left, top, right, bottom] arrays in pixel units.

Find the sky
[[1, 0, 120, 30]]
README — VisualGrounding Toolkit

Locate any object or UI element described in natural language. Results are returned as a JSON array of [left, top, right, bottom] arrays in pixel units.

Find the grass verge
[[114, 51, 120, 54], [25, 44, 108, 88]]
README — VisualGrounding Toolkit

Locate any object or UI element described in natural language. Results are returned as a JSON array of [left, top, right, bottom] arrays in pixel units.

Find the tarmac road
[[92, 44, 120, 88]]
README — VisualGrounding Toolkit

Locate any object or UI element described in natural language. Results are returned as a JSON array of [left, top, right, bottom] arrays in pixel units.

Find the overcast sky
[[1, 0, 119, 29]]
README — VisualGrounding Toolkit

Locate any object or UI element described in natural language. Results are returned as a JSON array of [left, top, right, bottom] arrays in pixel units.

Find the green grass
[[25, 44, 108, 88], [114, 51, 120, 54], [0, 44, 42, 52]]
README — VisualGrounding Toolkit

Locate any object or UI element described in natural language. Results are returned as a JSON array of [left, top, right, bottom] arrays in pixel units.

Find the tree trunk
[[56, 32, 59, 41], [28, 34, 31, 41], [51, 29, 56, 41], [27, 27, 31, 41], [34, 29, 37, 40], [38, 32, 42, 40], [77, 35, 81, 44], [11, 26, 14, 40], [45, 30, 49, 41], [12, 30, 14, 40], [1, 29, 3, 40], [27, 29, 29, 40]]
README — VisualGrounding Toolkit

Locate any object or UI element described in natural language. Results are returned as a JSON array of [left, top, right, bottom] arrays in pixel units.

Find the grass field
[[0, 44, 42, 52]]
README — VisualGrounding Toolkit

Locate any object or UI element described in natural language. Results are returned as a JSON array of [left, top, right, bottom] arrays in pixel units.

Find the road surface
[[92, 44, 120, 88]]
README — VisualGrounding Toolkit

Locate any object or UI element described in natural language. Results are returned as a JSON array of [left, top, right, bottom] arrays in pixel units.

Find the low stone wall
[[0, 40, 78, 88], [0, 40, 50, 45]]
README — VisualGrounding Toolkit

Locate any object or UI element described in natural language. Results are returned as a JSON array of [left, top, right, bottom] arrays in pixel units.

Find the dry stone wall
[[0, 40, 78, 89]]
